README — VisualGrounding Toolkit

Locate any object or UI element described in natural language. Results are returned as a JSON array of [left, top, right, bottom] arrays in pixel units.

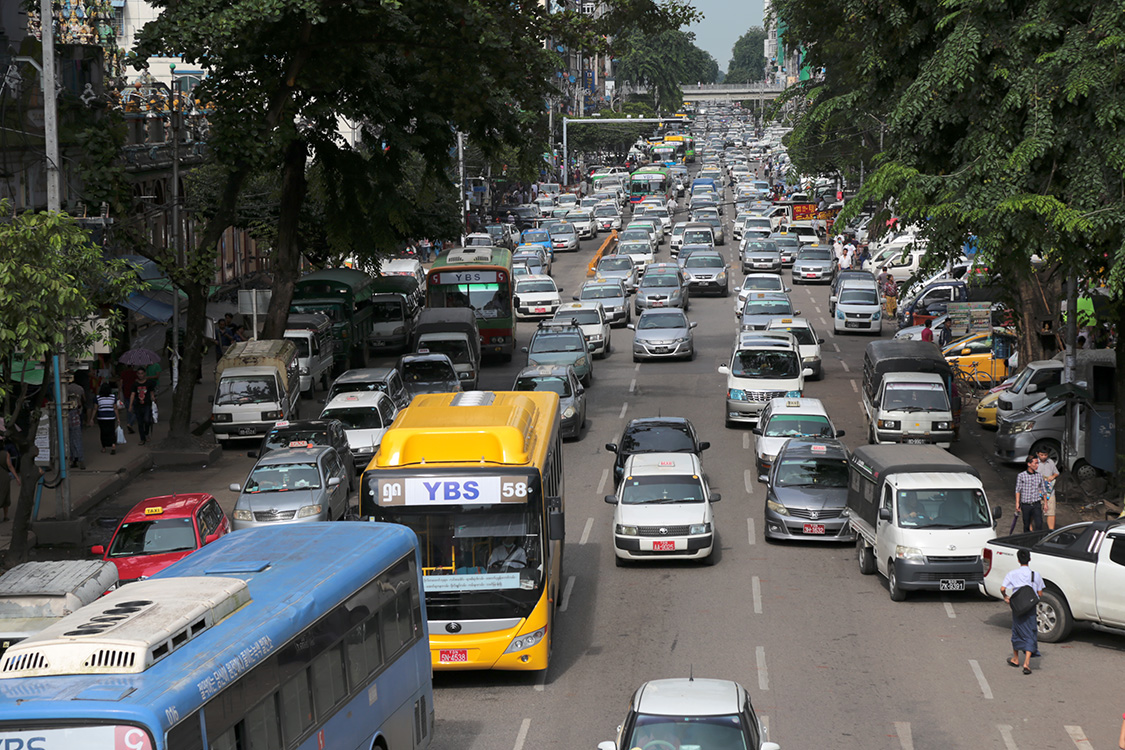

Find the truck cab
[[862, 340, 958, 447]]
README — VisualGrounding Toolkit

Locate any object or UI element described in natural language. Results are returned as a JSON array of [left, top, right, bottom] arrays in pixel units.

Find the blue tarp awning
[[120, 292, 173, 323]]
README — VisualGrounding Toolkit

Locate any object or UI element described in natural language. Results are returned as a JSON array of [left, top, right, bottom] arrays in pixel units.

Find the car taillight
[[982, 548, 992, 577]]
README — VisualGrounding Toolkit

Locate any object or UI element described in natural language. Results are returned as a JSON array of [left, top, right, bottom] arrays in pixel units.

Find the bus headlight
[[504, 627, 546, 654], [297, 504, 323, 518]]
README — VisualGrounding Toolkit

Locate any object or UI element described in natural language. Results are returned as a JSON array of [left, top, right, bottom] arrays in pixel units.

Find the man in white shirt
[[1000, 549, 1045, 674], [487, 538, 528, 571]]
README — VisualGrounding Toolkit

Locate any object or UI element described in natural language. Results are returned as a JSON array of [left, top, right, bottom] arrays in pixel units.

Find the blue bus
[[0, 524, 432, 750]]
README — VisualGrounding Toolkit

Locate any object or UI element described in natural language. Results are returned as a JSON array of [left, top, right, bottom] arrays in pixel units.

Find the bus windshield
[[429, 282, 510, 319]]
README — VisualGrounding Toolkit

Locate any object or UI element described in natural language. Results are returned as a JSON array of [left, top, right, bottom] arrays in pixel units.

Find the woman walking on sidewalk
[[129, 369, 155, 446], [95, 383, 121, 455]]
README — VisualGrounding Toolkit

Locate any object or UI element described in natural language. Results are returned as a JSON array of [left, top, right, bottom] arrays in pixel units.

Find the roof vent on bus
[[0, 576, 250, 679], [451, 391, 496, 407], [445, 249, 494, 264]]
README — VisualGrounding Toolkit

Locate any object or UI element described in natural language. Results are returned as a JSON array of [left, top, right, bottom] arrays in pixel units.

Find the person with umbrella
[[128, 368, 155, 446]]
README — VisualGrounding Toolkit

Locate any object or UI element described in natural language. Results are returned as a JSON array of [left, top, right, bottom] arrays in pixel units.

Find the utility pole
[[41, 0, 60, 211], [457, 132, 468, 236], [169, 66, 183, 403]]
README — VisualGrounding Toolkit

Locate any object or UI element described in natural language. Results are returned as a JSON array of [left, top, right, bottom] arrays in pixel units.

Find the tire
[[615, 555, 628, 568], [721, 284, 730, 298], [857, 542, 876, 575], [1073, 461, 1099, 483], [888, 562, 907, 601], [1037, 589, 1074, 642], [1030, 439, 1061, 466]]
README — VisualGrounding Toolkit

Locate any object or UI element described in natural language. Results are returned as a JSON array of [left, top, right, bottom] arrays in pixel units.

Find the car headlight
[[872, 309, 881, 320], [562, 405, 577, 419], [615, 524, 638, 536], [689, 523, 712, 534], [588, 334, 603, 342], [212, 412, 232, 423], [766, 498, 790, 516], [761, 453, 777, 465], [297, 504, 323, 518], [717, 269, 727, 279], [576, 356, 589, 367], [935, 421, 953, 430], [802, 356, 818, 363], [1010, 420, 1034, 433], [672, 337, 690, 345], [233, 508, 252, 521], [877, 419, 901, 429], [836, 308, 845, 319], [458, 372, 472, 380], [262, 410, 282, 420], [393, 326, 406, 335], [896, 545, 925, 562], [786, 390, 801, 397], [728, 388, 746, 400], [503, 627, 546, 654], [300, 366, 309, 375]]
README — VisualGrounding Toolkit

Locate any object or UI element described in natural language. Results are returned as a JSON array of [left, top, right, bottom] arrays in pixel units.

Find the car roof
[[623, 452, 702, 476], [333, 367, 395, 384], [766, 316, 812, 329], [742, 291, 790, 301], [121, 493, 214, 523], [514, 364, 574, 380], [556, 301, 604, 313], [269, 419, 341, 433], [779, 437, 849, 461], [323, 391, 391, 409], [254, 446, 332, 465], [765, 396, 829, 416], [517, 274, 554, 284], [633, 678, 744, 716], [736, 331, 797, 348]]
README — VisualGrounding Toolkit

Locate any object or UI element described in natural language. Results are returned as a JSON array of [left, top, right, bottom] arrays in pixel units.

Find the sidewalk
[[0, 359, 221, 552]]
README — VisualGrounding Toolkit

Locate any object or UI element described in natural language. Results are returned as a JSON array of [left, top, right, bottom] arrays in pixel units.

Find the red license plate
[[803, 524, 826, 535], [805, 273, 817, 278], [533, 307, 546, 313], [653, 301, 664, 307], [439, 649, 468, 663], [652, 540, 676, 551]]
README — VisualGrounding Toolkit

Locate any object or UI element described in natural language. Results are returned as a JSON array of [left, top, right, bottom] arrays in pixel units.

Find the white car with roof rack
[[718, 331, 813, 425], [553, 301, 611, 357], [751, 397, 842, 480]]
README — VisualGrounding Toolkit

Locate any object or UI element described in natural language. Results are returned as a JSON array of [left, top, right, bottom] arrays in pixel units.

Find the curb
[[73, 454, 154, 517]]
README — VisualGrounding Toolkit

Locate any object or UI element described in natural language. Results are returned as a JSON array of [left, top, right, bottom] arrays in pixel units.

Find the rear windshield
[[515, 376, 572, 397]]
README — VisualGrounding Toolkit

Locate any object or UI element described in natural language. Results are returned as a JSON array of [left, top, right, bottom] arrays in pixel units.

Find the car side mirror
[[818, 338, 825, 344], [557, 286, 564, 292], [802, 368, 814, 378], [878, 507, 892, 521], [328, 477, 341, 487], [784, 287, 791, 293], [548, 509, 565, 540], [605, 443, 617, 453], [247, 450, 259, 458], [709, 493, 722, 503], [598, 742, 618, 750], [961, 348, 971, 355], [829, 295, 837, 304], [572, 294, 580, 301], [993, 505, 1003, 521], [699, 441, 711, 451], [521, 346, 529, 353], [794, 309, 801, 315], [752, 426, 762, 435], [90, 544, 105, 556], [626, 324, 635, 330], [604, 494, 618, 505], [836, 429, 846, 437], [717, 365, 731, 375], [205, 532, 222, 544], [1026, 383, 1038, 393], [229, 483, 242, 492], [689, 321, 698, 329]]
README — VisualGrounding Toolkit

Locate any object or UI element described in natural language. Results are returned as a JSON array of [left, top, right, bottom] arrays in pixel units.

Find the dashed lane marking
[[895, 721, 914, 750], [513, 718, 532, 749], [580, 516, 594, 545], [755, 646, 769, 691], [628, 378, 636, 393], [743, 433, 750, 450], [840, 360, 851, 372], [969, 659, 993, 699], [997, 725, 1019, 750], [618, 402, 627, 419], [596, 469, 609, 496], [744, 469, 755, 494], [747, 518, 757, 545], [850, 379, 858, 392], [559, 575, 576, 612], [832, 342, 840, 352], [1065, 726, 1094, 750], [943, 599, 956, 618], [752, 576, 762, 614]]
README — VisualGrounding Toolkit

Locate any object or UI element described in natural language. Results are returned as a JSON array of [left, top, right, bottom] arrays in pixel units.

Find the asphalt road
[[91, 170, 1124, 749]]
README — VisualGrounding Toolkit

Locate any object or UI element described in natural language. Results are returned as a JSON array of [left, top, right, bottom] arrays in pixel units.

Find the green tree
[[615, 29, 719, 112], [774, 0, 1125, 468], [724, 27, 767, 84], [0, 201, 140, 564]]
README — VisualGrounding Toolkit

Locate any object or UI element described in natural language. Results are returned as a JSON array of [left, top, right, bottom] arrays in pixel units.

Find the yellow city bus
[[360, 390, 565, 672]]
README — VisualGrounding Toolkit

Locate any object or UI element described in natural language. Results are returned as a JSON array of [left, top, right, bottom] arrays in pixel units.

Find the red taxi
[[91, 493, 230, 584]]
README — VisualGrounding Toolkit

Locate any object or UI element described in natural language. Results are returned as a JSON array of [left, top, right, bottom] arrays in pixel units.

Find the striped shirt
[[96, 395, 118, 420], [1014, 469, 1046, 503]]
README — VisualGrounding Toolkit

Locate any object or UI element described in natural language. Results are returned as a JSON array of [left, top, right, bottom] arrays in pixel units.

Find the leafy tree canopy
[[615, 29, 719, 112], [724, 26, 767, 84]]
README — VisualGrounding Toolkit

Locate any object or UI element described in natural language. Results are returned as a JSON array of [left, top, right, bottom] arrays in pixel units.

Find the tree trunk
[[1014, 266, 1062, 368], [262, 139, 309, 340], [5, 358, 52, 566], [165, 277, 209, 445]]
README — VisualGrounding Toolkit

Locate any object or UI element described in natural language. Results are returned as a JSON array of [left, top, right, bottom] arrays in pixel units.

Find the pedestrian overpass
[[680, 83, 785, 102]]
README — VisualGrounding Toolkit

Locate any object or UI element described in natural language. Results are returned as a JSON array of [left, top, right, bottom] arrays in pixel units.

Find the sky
[[685, 0, 765, 72]]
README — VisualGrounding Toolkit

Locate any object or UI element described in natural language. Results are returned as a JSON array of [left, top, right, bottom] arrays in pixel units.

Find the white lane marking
[[634, 363, 640, 372], [827, 326, 836, 337], [895, 721, 914, 750], [832, 342, 840, 352], [752, 576, 762, 614], [997, 725, 1019, 750], [629, 378, 637, 393], [618, 402, 628, 419], [559, 575, 576, 612], [747, 518, 756, 545], [596, 469, 609, 496], [580, 516, 595, 545], [743, 432, 750, 450], [1065, 726, 1094, 750], [513, 718, 532, 749], [969, 659, 993, 699], [850, 379, 858, 392], [760, 715, 770, 742], [814, 305, 822, 314], [840, 360, 851, 372], [535, 673, 546, 691], [744, 469, 755, 494], [755, 646, 769, 691], [943, 599, 956, 618]]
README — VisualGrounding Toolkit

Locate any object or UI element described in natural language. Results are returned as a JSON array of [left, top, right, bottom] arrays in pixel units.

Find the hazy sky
[[686, 0, 765, 71]]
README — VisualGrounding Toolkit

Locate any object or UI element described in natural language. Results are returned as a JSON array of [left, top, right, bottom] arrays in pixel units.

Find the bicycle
[[953, 359, 986, 402]]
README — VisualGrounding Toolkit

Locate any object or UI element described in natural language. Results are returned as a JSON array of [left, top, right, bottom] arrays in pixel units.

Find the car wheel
[[1037, 589, 1074, 642], [888, 563, 907, 601], [857, 542, 876, 575], [1073, 460, 1099, 483], [615, 555, 629, 568]]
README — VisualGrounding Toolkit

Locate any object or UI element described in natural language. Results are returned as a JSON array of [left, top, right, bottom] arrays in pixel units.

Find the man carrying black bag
[[1001, 549, 1045, 674]]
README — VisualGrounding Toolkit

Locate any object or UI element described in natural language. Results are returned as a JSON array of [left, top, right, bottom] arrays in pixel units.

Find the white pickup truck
[[982, 519, 1125, 642]]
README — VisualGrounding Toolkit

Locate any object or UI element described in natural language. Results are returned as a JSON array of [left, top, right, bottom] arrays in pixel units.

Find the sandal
[[1022, 667, 1031, 675], [1007, 659, 1020, 668]]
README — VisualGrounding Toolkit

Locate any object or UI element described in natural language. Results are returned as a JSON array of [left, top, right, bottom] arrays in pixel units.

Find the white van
[[284, 312, 335, 396], [320, 391, 398, 470], [717, 332, 813, 425], [379, 258, 425, 291], [848, 445, 1002, 601], [212, 340, 301, 442]]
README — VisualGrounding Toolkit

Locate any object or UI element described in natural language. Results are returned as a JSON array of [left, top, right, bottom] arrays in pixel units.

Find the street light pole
[[40, 0, 60, 212], [169, 65, 183, 400]]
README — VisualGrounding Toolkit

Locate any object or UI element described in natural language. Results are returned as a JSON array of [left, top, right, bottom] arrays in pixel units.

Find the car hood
[[517, 291, 560, 304], [770, 485, 848, 511], [634, 326, 688, 342], [837, 301, 880, 312], [528, 352, 584, 367], [616, 502, 709, 526], [795, 259, 834, 269], [745, 252, 781, 261], [638, 287, 681, 298], [344, 427, 388, 454], [110, 550, 195, 582]]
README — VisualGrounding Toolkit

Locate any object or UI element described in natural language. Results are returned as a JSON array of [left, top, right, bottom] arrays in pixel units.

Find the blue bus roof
[[0, 524, 418, 734]]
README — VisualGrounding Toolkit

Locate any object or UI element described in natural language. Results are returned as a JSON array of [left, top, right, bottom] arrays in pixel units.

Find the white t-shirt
[[488, 544, 528, 570]]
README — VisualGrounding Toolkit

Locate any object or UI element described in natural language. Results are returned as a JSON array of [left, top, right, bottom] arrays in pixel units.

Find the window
[[381, 590, 414, 657], [279, 670, 314, 742], [244, 695, 282, 750], [1109, 536, 1125, 566], [310, 644, 348, 713]]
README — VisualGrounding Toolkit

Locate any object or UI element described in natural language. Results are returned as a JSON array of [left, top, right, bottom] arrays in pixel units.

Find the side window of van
[[881, 487, 894, 512], [378, 398, 397, 425]]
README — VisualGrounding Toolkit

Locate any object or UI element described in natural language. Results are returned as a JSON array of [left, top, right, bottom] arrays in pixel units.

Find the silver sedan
[[628, 308, 697, 362]]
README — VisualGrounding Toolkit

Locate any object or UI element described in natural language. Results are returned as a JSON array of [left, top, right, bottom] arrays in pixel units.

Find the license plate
[[439, 649, 468, 663], [534, 307, 546, 313], [237, 427, 256, 435], [845, 321, 866, 328], [652, 301, 664, 307], [906, 438, 926, 445], [940, 579, 966, 591], [652, 540, 676, 551], [805, 273, 817, 278], [803, 523, 826, 534], [755, 262, 772, 268]]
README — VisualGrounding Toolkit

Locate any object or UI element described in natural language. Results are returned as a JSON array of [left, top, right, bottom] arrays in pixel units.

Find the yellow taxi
[[942, 328, 1017, 385], [976, 389, 1003, 429]]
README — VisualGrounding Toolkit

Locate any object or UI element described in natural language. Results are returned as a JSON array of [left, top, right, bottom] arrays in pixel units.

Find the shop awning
[[120, 292, 174, 323]]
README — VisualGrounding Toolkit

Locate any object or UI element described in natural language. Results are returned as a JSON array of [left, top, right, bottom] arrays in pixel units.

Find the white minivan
[[319, 391, 398, 471], [718, 332, 813, 425]]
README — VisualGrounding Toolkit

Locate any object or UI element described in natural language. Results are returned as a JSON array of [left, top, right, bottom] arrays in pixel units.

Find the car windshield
[[215, 375, 278, 406], [265, 428, 331, 451], [557, 309, 601, 326], [621, 230, 650, 242], [524, 231, 549, 243], [284, 336, 311, 357], [466, 235, 492, 246], [642, 275, 678, 288], [683, 231, 713, 244], [883, 382, 950, 411], [402, 360, 457, 383], [638, 312, 687, 330], [620, 475, 705, 504], [515, 375, 572, 397], [582, 286, 622, 300], [686, 256, 724, 269], [108, 518, 196, 557], [898, 488, 991, 528], [840, 289, 879, 305], [290, 302, 343, 322], [770, 326, 817, 345], [599, 258, 633, 272], [774, 457, 849, 488], [742, 300, 792, 315], [530, 332, 584, 353], [763, 414, 833, 438], [516, 280, 556, 294], [327, 380, 388, 401], [323, 406, 384, 430], [731, 350, 799, 378], [799, 250, 833, 260], [620, 243, 651, 254], [627, 713, 747, 750], [245, 462, 322, 492], [550, 225, 576, 237], [593, 206, 617, 217]]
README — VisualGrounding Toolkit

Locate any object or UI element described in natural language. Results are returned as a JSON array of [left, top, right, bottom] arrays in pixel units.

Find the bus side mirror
[[548, 509, 565, 541]]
